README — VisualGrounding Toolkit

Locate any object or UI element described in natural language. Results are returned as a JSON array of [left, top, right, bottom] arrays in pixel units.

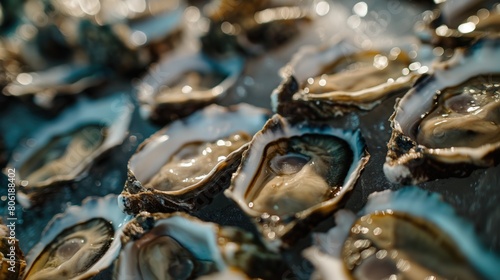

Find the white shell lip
[[271, 37, 422, 113], [304, 187, 500, 280], [8, 94, 133, 207], [225, 114, 369, 250], [384, 37, 500, 184], [24, 194, 132, 279], [136, 44, 245, 120]]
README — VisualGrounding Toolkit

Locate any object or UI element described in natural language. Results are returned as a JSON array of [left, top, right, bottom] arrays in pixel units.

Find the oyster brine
[[304, 187, 500, 280], [119, 104, 269, 214], [225, 114, 369, 249], [272, 39, 422, 122], [115, 212, 287, 280], [385, 37, 500, 184], [8, 94, 133, 208], [23, 195, 131, 280]]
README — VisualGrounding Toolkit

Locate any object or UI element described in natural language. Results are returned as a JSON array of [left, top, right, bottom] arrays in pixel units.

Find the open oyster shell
[[416, 2, 500, 49], [0, 218, 26, 280], [23, 194, 132, 280], [384, 37, 500, 184], [204, 0, 313, 55], [136, 46, 245, 124], [271, 39, 422, 122], [8, 94, 133, 208], [225, 114, 369, 250], [3, 63, 109, 111], [115, 212, 287, 280], [119, 104, 269, 215], [304, 187, 500, 280]]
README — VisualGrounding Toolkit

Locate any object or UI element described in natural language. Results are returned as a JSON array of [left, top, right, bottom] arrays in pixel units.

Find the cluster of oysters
[[1, 0, 500, 279]]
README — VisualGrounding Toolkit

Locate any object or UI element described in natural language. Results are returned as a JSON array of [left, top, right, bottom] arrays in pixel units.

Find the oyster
[[8, 94, 133, 208], [416, 2, 500, 49], [53, 0, 188, 74], [225, 114, 369, 249], [23, 194, 131, 280], [304, 187, 500, 280], [204, 0, 313, 55], [384, 37, 500, 184], [115, 212, 287, 280], [0, 218, 26, 280], [136, 46, 245, 124], [119, 104, 269, 214], [272, 39, 422, 122], [3, 63, 109, 111]]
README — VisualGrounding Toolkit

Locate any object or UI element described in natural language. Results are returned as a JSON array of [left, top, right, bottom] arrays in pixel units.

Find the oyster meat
[[8, 94, 133, 208], [225, 114, 369, 249], [384, 37, 500, 184], [119, 104, 269, 214], [23, 194, 131, 280], [272, 39, 422, 122], [304, 187, 500, 280], [115, 212, 286, 280]]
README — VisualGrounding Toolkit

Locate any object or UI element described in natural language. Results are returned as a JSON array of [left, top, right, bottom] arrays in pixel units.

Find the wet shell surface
[[225, 114, 369, 250], [136, 44, 245, 124], [271, 39, 422, 122], [304, 187, 500, 280], [384, 37, 500, 184], [119, 103, 269, 215], [8, 94, 133, 208], [115, 212, 286, 280], [23, 194, 131, 280]]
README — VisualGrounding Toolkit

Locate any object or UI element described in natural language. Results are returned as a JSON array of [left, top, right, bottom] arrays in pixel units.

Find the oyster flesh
[[115, 212, 287, 280], [304, 187, 500, 280], [225, 114, 369, 249], [384, 37, 500, 184], [8, 94, 133, 208], [23, 194, 131, 280], [272, 39, 422, 122], [119, 104, 269, 214]]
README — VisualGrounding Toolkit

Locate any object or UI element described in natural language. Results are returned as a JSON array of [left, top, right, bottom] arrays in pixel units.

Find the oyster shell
[[136, 46, 245, 124], [204, 0, 313, 55], [304, 187, 500, 280], [384, 37, 500, 184], [8, 94, 133, 208], [119, 104, 269, 214], [115, 212, 287, 280], [272, 39, 422, 122], [225, 114, 369, 249], [23, 194, 131, 280], [3, 63, 109, 111], [416, 2, 500, 49], [0, 218, 26, 280]]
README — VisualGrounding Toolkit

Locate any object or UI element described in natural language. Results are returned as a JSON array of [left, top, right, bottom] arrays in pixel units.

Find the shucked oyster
[[416, 2, 500, 49], [384, 37, 500, 184], [272, 39, 423, 122], [119, 104, 269, 214], [204, 0, 313, 55], [304, 187, 500, 280], [115, 212, 287, 280], [225, 114, 369, 249], [8, 94, 133, 208], [137, 46, 245, 124], [24, 194, 131, 280]]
